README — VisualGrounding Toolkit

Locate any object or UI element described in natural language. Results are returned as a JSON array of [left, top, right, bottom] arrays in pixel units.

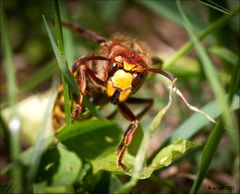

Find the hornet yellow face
[[106, 55, 147, 104]]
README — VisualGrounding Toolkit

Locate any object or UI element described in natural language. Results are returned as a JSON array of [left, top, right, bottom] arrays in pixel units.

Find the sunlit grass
[[176, 1, 239, 193], [1, 2, 22, 193]]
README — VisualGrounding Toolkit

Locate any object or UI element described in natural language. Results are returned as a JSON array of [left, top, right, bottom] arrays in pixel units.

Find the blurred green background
[[1, 0, 239, 194]]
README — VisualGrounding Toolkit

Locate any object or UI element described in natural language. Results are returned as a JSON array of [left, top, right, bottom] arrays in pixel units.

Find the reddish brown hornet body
[[52, 21, 174, 171]]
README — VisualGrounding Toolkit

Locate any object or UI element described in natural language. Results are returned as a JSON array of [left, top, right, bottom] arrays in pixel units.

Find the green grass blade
[[148, 95, 239, 163], [190, 121, 224, 194], [115, 82, 175, 193], [20, 61, 57, 93], [59, 1, 75, 65], [138, 0, 206, 32], [0, 115, 10, 148], [0, 61, 57, 110], [170, 95, 239, 142], [176, 1, 240, 193], [42, 15, 103, 119], [208, 46, 238, 65], [163, 6, 240, 69], [132, 82, 174, 176], [228, 61, 240, 103], [0, 3, 17, 112], [61, 77, 71, 125], [42, 15, 79, 95], [0, 2, 22, 193], [191, 61, 239, 192], [27, 79, 58, 182], [53, 0, 64, 54], [177, 0, 239, 154], [198, 0, 231, 15], [53, 0, 71, 126]]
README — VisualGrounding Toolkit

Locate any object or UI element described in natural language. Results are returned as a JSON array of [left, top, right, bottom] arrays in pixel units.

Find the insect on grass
[[51, 21, 215, 172]]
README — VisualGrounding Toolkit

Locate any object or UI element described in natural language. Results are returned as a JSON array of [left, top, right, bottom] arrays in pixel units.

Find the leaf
[[109, 174, 122, 193], [138, 139, 198, 179], [55, 119, 122, 160], [91, 139, 197, 179], [20, 137, 54, 166], [45, 185, 74, 194], [33, 182, 46, 194], [5, 137, 81, 188], [151, 140, 197, 169], [93, 171, 111, 194], [51, 145, 82, 186], [91, 152, 134, 175], [36, 145, 81, 186]]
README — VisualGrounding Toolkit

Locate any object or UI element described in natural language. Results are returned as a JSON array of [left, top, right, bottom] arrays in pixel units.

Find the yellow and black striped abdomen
[[52, 61, 108, 130], [52, 85, 66, 130]]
